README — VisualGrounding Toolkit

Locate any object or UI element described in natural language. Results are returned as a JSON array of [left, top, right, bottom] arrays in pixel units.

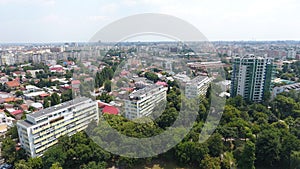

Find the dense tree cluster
[[95, 67, 114, 88], [144, 72, 159, 83], [278, 61, 300, 82], [2, 76, 300, 168]]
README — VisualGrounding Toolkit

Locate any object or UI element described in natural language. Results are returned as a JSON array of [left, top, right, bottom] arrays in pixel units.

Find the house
[[11, 110, 23, 120], [5, 80, 20, 89], [156, 81, 168, 87], [19, 104, 29, 111], [0, 111, 14, 127], [49, 65, 64, 73], [71, 80, 81, 91], [102, 106, 119, 115], [97, 101, 119, 115], [0, 124, 8, 134], [30, 103, 43, 110]]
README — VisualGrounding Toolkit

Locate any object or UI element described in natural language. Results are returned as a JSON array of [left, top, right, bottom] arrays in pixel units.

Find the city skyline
[[1, 0, 300, 43]]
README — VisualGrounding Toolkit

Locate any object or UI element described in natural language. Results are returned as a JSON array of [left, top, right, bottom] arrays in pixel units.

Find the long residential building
[[17, 97, 99, 157], [185, 76, 212, 99], [125, 84, 167, 119], [231, 55, 275, 102], [272, 82, 300, 99]]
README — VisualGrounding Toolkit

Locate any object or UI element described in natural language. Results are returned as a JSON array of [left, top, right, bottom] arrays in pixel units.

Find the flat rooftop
[[28, 97, 91, 119], [187, 76, 209, 85], [18, 97, 92, 128], [281, 83, 300, 90], [129, 84, 163, 99]]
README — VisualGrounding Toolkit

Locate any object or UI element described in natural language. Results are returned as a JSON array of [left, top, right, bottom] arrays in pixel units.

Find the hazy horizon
[[1, 0, 300, 43]]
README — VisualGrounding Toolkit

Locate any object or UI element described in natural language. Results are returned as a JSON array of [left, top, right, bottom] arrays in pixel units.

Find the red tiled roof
[[120, 70, 129, 76], [5, 80, 20, 88], [102, 106, 119, 115], [156, 81, 168, 87], [39, 93, 49, 97], [71, 80, 81, 85], [121, 87, 134, 92], [4, 97, 15, 103], [11, 110, 23, 116], [19, 104, 28, 111], [98, 101, 109, 108]]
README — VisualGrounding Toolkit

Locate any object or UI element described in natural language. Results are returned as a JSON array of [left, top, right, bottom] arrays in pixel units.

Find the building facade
[[17, 97, 99, 157], [185, 76, 212, 99], [287, 48, 296, 59], [231, 55, 275, 102], [272, 83, 300, 99], [125, 84, 167, 119]]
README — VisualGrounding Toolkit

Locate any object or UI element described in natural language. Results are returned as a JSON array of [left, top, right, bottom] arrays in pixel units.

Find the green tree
[[207, 133, 224, 157], [43, 145, 66, 168], [104, 80, 112, 92], [280, 133, 300, 166], [14, 160, 31, 169], [28, 157, 43, 169], [175, 142, 209, 166], [50, 93, 60, 106], [221, 152, 236, 169], [43, 97, 51, 108], [145, 72, 159, 82], [6, 125, 19, 139], [156, 107, 178, 129], [200, 155, 221, 169], [61, 89, 72, 102], [290, 151, 300, 169], [50, 162, 62, 169], [255, 128, 281, 166], [81, 161, 106, 169], [237, 141, 256, 169], [2, 137, 16, 164], [15, 90, 23, 97]]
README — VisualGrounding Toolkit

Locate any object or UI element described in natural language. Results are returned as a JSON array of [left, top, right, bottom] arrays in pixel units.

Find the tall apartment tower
[[17, 97, 99, 157], [231, 55, 275, 102]]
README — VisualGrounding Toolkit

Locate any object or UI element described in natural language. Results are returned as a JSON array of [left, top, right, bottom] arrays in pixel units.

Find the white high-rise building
[[17, 97, 99, 157], [0, 53, 16, 65], [185, 76, 212, 99], [231, 55, 275, 102], [287, 48, 296, 59], [125, 84, 167, 119]]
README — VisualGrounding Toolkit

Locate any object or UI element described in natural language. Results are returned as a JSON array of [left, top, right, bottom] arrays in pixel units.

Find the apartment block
[[17, 97, 99, 157], [272, 83, 300, 99], [185, 76, 212, 99], [125, 84, 167, 119], [231, 55, 275, 102]]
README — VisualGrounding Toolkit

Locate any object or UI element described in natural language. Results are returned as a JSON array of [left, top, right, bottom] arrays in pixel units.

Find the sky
[[0, 0, 300, 43]]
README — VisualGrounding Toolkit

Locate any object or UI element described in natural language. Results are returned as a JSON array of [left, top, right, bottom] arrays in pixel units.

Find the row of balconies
[[32, 124, 50, 134]]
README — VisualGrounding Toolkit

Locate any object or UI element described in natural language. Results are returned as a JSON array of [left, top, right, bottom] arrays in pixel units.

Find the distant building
[[17, 97, 99, 157], [125, 84, 167, 119], [173, 73, 191, 83], [272, 83, 300, 99], [97, 101, 120, 115], [0, 53, 16, 66], [216, 80, 231, 92], [5, 80, 20, 89], [287, 48, 296, 59], [71, 80, 81, 91], [49, 65, 64, 73], [185, 76, 212, 99], [231, 55, 275, 102]]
